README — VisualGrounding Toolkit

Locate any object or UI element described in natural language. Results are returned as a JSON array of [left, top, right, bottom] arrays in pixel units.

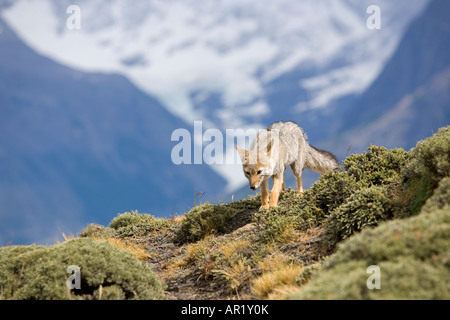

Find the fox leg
[[296, 175, 303, 195], [260, 179, 270, 210], [269, 171, 284, 207], [290, 162, 304, 195]]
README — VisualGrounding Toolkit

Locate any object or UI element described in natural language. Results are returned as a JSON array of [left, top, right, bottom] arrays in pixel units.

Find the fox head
[[235, 144, 273, 191]]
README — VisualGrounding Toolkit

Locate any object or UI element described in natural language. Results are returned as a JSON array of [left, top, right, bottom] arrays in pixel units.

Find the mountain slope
[[332, 0, 450, 153], [0, 18, 225, 245]]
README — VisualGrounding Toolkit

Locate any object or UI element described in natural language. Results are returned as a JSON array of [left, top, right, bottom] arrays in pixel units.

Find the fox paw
[[259, 204, 270, 211]]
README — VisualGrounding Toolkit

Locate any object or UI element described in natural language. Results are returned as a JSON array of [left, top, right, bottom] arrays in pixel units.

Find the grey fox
[[236, 121, 338, 210]]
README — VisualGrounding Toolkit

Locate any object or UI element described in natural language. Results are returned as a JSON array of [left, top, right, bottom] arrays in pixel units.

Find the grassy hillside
[[0, 126, 449, 300]]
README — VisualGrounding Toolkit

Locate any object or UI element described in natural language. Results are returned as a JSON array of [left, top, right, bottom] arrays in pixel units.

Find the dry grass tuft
[[92, 237, 152, 261], [251, 252, 304, 299], [174, 235, 215, 268], [220, 239, 250, 260], [213, 259, 252, 295]]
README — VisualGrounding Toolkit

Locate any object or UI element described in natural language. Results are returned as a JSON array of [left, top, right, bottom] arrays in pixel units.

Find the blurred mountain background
[[1, 0, 448, 245]]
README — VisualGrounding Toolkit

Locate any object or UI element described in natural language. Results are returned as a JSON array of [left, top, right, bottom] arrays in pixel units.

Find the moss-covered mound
[[0, 238, 166, 300]]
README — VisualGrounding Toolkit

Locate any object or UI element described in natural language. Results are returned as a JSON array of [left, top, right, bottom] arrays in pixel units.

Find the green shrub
[[78, 224, 115, 239], [176, 197, 260, 243], [324, 186, 393, 249], [290, 206, 450, 300], [79, 212, 173, 239], [109, 211, 172, 238], [399, 126, 450, 217], [307, 171, 369, 215], [109, 211, 152, 229], [176, 203, 232, 243], [343, 146, 408, 186], [300, 145, 406, 218], [252, 189, 325, 243], [405, 177, 434, 216], [0, 238, 166, 300], [252, 207, 300, 244], [402, 126, 450, 187], [295, 263, 322, 286], [421, 177, 450, 214]]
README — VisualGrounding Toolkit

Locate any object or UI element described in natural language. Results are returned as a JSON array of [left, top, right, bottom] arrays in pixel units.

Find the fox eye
[[257, 170, 262, 175], [245, 171, 250, 175]]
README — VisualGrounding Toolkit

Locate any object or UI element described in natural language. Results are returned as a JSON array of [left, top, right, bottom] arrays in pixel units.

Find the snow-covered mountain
[[1, 0, 429, 189]]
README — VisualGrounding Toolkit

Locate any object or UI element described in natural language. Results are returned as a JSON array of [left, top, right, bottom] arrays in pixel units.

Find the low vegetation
[[290, 205, 450, 299], [0, 238, 166, 300], [0, 126, 448, 300]]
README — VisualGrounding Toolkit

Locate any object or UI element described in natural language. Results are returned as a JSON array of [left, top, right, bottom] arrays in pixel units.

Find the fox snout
[[249, 175, 261, 191]]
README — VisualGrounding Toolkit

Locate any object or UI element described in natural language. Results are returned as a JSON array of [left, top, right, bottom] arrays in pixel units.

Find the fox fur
[[236, 121, 338, 210]]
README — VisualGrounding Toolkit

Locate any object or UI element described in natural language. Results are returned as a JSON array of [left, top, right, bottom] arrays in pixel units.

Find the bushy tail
[[305, 144, 339, 174]]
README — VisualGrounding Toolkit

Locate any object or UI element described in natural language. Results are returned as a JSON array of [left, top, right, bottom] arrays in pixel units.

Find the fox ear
[[235, 145, 248, 163], [265, 141, 272, 156]]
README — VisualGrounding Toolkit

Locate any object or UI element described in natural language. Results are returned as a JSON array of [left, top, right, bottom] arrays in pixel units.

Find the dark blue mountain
[[0, 18, 225, 245]]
